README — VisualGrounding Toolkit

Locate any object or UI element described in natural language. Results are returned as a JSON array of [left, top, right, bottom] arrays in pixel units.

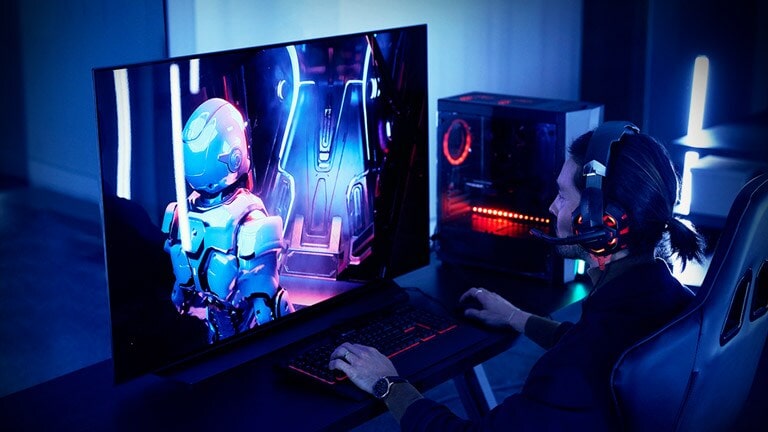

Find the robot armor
[[161, 201, 177, 235], [160, 201, 205, 255], [205, 251, 239, 299], [161, 202, 194, 284], [182, 98, 251, 195], [238, 214, 284, 259]]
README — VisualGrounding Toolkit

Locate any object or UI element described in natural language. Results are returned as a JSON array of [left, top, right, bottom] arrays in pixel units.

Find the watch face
[[372, 377, 390, 399]]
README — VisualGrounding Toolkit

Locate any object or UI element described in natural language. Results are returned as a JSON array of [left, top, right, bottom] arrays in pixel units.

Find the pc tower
[[435, 92, 603, 284]]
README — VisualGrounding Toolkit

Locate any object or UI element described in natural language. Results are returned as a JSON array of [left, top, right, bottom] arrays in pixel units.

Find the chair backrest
[[611, 173, 768, 432]]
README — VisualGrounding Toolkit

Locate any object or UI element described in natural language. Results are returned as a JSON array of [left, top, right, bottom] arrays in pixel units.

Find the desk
[[0, 259, 571, 431]]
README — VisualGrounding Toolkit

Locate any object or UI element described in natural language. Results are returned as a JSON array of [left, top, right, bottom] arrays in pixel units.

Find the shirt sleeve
[[384, 382, 424, 423], [523, 315, 573, 350]]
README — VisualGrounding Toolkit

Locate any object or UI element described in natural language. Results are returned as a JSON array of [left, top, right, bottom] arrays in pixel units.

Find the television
[[93, 25, 429, 383]]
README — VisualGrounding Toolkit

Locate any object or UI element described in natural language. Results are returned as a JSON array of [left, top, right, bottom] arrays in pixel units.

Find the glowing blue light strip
[[574, 259, 586, 275], [361, 44, 372, 161], [189, 58, 200, 95], [687, 55, 709, 135], [113, 68, 132, 199], [274, 45, 303, 235], [337, 80, 363, 133], [278, 45, 301, 161], [170, 63, 192, 252]]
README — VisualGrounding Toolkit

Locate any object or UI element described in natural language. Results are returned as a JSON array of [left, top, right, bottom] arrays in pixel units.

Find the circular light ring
[[442, 118, 472, 166]]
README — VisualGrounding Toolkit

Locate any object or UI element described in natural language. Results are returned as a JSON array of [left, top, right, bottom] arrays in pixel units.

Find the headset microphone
[[528, 227, 610, 246]]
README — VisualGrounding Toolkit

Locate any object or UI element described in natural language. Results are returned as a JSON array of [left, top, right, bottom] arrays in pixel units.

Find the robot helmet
[[182, 98, 251, 195]]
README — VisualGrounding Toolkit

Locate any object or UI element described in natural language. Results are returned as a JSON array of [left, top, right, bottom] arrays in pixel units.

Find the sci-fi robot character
[[162, 97, 294, 343]]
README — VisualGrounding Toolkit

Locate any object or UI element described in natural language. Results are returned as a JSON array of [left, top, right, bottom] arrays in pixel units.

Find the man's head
[[550, 123, 704, 265]]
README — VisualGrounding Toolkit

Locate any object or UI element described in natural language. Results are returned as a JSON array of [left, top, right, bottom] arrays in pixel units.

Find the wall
[[166, 0, 585, 226], [581, 0, 768, 143], [580, 1, 648, 126], [15, 0, 166, 202], [168, 0, 582, 101], [644, 0, 768, 141], [8, 0, 582, 208], [0, 0, 27, 183]]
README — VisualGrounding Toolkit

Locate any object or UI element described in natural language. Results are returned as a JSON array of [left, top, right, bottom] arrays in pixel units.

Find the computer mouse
[[458, 294, 483, 312]]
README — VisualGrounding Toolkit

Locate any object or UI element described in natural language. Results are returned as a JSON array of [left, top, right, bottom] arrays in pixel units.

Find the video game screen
[[93, 25, 428, 382]]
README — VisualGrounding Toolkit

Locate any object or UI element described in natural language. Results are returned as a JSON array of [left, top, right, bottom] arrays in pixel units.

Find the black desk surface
[[0, 259, 576, 431]]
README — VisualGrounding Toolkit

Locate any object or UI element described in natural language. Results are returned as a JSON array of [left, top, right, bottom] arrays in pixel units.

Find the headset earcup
[[602, 203, 629, 252], [571, 202, 629, 255]]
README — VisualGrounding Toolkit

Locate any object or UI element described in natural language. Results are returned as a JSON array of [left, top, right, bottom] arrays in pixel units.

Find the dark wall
[[581, 0, 767, 143], [646, 0, 764, 140], [0, 0, 27, 185], [581, 1, 648, 126]]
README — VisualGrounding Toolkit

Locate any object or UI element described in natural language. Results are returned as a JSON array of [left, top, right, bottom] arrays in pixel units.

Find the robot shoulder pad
[[162, 202, 178, 234], [238, 214, 284, 258]]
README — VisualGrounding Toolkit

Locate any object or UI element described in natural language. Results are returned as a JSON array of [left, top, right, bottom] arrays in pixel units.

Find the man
[[328, 123, 705, 430]]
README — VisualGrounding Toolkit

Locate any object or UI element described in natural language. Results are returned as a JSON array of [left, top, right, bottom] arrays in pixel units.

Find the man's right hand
[[459, 287, 530, 332]]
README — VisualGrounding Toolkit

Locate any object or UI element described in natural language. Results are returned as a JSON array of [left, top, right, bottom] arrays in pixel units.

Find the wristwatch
[[372, 376, 408, 400]]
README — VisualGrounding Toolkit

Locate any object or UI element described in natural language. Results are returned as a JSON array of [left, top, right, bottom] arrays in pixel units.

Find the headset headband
[[581, 121, 639, 227], [584, 121, 640, 180]]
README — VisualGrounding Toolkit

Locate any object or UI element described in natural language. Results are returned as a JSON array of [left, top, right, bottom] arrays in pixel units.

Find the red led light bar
[[471, 206, 550, 225]]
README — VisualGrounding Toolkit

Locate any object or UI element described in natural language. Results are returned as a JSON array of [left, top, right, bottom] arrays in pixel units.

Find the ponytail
[[665, 217, 706, 270]]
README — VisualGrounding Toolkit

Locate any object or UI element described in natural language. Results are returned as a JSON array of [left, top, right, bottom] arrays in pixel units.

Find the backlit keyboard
[[284, 305, 458, 385]]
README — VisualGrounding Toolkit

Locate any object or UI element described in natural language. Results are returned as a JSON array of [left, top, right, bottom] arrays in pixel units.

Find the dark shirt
[[400, 255, 694, 431]]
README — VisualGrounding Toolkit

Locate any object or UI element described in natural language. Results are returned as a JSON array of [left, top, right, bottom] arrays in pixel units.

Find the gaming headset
[[530, 121, 640, 256]]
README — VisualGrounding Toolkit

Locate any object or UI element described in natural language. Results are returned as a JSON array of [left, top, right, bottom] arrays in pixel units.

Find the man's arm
[[524, 315, 573, 350], [460, 287, 570, 349]]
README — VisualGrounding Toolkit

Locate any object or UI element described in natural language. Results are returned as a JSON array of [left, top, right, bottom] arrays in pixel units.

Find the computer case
[[435, 92, 603, 284]]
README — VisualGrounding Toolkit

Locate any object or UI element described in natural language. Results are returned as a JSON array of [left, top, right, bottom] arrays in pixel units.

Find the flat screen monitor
[[92, 25, 429, 383]]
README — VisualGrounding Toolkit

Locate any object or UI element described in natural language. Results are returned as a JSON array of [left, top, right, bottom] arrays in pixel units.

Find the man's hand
[[460, 287, 529, 332], [329, 342, 399, 395]]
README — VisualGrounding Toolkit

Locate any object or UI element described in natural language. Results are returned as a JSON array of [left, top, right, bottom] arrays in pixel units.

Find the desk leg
[[453, 364, 497, 421]]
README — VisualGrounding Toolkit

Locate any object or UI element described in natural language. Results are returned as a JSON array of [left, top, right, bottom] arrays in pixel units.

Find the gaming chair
[[610, 173, 768, 431]]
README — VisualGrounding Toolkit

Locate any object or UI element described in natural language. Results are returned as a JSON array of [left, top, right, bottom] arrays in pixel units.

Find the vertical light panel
[[113, 68, 132, 199], [170, 63, 192, 252], [574, 259, 586, 275], [677, 150, 700, 216], [679, 55, 709, 216], [687, 55, 710, 135]]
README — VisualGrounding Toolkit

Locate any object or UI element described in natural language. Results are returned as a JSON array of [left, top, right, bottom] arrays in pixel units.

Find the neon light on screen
[[170, 63, 192, 252], [189, 58, 200, 95], [113, 68, 132, 200]]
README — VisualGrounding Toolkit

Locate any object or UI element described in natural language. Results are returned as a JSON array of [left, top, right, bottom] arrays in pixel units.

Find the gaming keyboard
[[284, 305, 458, 386]]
